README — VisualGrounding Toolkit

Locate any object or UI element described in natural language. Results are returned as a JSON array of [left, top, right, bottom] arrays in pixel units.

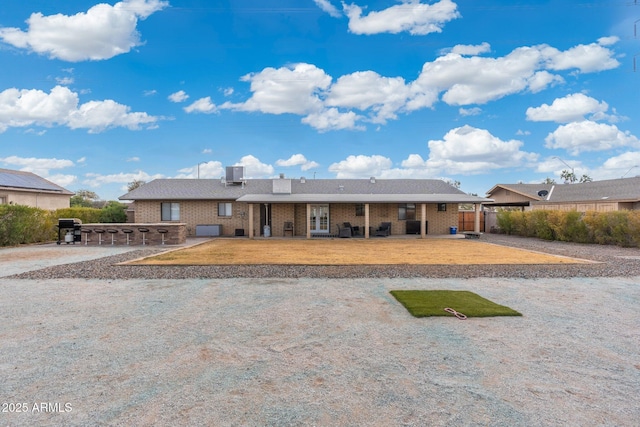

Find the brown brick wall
[[79, 223, 186, 246], [133, 201, 460, 237]]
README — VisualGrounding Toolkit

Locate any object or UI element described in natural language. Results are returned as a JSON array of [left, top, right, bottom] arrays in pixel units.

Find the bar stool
[[122, 228, 133, 245], [157, 229, 168, 245], [81, 228, 92, 245], [138, 227, 149, 245], [107, 229, 118, 245], [94, 229, 105, 245]]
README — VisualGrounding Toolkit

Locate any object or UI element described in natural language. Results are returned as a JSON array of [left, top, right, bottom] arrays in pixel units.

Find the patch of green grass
[[390, 290, 522, 318]]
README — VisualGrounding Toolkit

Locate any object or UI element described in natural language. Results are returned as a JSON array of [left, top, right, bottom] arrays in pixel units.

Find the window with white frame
[[437, 203, 447, 212], [161, 202, 180, 221], [218, 202, 233, 217]]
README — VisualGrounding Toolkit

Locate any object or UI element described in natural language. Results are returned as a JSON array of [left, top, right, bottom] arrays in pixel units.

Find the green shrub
[[500, 209, 640, 247], [496, 210, 515, 234], [0, 205, 55, 246], [99, 201, 127, 223], [54, 207, 102, 224]]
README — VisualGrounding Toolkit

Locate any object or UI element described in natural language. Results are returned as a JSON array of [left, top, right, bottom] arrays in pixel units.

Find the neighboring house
[[119, 170, 491, 238], [0, 168, 73, 210], [485, 176, 640, 212]]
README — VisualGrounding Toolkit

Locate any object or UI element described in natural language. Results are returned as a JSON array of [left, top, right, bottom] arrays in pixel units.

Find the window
[[218, 202, 233, 217], [398, 203, 416, 220], [161, 202, 180, 221], [438, 203, 447, 212], [355, 203, 365, 217]]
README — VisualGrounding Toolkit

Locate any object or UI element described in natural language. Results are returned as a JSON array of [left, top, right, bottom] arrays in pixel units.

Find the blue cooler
[[449, 226, 457, 235]]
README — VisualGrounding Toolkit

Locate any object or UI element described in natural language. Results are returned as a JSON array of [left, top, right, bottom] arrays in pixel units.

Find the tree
[[542, 177, 556, 184], [561, 170, 592, 183], [70, 189, 100, 207], [127, 179, 145, 192], [99, 201, 127, 223]]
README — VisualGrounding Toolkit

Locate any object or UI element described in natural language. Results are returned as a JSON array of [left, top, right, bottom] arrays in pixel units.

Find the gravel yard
[[1, 235, 639, 426]]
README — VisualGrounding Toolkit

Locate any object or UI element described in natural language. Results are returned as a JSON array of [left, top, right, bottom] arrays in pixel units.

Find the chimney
[[300, 177, 306, 183], [370, 176, 376, 183]]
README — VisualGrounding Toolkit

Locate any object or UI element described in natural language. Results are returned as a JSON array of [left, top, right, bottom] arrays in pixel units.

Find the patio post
[[474, 203, 481, 233], [364, 203, 370, 238], [421, 203, 426, 238], [306, 203, 311, 239], [248, 203, 254, 239]]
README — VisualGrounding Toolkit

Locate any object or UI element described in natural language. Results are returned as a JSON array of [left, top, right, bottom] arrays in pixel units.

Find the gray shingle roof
[[544, 176, 640, 203], [0, 168, 73, 194], [120, 178, 492, 203], [487, 177, 640, 203]]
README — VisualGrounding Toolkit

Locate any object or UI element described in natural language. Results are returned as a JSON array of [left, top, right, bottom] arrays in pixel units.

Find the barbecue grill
[[57, 218, 82, 244]]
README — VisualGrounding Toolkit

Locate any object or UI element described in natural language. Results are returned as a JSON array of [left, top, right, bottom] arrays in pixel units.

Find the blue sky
[[0, 0, 638, 200]]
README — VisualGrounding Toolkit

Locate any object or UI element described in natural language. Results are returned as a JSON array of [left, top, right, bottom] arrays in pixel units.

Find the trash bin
[[263, 225, 271, 237], [449, 226, 457, 235]]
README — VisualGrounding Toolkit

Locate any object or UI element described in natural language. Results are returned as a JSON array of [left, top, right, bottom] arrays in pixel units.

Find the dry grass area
[[127, 238, 590, 266]]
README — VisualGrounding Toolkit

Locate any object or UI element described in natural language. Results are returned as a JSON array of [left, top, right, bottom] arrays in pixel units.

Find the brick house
[[119, 172, 491, 238], [484, 176, 640, 212], [0, 168, 73, 210]]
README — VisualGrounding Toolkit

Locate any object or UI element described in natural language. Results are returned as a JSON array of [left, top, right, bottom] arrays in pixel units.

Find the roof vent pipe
[[279, 173, 285, 179], [300, 177, 306, 183], [370, 177, 376, 183]]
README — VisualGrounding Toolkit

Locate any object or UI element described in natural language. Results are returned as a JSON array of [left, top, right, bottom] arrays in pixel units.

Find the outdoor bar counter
[[79, 223, 187, 246]]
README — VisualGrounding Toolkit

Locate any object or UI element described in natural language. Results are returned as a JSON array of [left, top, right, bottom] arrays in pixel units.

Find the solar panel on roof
[[0, 171, 63, 192]]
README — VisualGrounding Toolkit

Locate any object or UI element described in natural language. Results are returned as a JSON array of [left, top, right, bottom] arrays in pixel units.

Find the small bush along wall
[[0, 205, 105, 247], [496, 209, 640, 247]]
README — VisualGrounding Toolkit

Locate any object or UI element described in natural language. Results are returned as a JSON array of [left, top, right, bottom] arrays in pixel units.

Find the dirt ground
[[1, 276, 638, 426], [0, 240, 638, 426], [126, 238, 591, 265]]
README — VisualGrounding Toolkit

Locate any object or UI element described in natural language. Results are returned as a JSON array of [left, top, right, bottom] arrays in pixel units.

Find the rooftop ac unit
[[226, 166, 245, 184]]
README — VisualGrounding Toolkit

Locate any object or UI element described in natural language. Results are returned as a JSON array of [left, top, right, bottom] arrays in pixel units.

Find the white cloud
[[68, 99, 158, 133], [202, 148, 212, 154], [168, 90, 189, 103], [176, 160, 223, 179], [343, 0, 460, 35], [301, 108, 364, 132], [0, 0, 168, 62], [276, 154, 320, 171], [425, 125, 538, 174], [221, 63, 332, 115], [328, 154, 393, 178], [526, 93, 610, 123], [446, 42, 490, 56], [412, 47, 563, 107], [201, 38, 619, 132], [600, 152, 640, 178], [127, 157, 140, 162], [544, 121, 640, 155], [0, 155, 74, 170], [184, 97, 217, 114], [0, 155, 77, 187], [325, 71, 411, 123], [45, 173, 77, 188], [0, 86, 160, 133], [314, 0, 342, 18], [235, 155, 274, 178], [84, 170, 164, 187], [55, 76, 74, 85], [222, 87, 234, 97], [459, 107, 481, 116], [143, 89, 157, 96], [543, 39, 620, 73]]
